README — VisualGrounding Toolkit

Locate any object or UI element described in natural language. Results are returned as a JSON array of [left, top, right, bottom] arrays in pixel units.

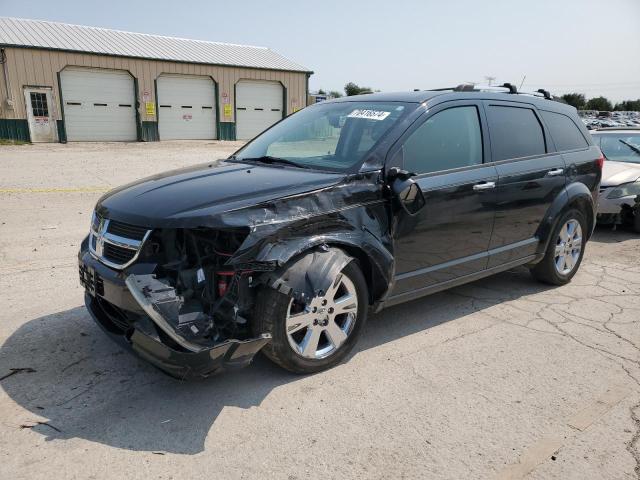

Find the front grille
[[89, 211, 151, 269], [107, 220, 148, 241], [103, 243, 137, 264]]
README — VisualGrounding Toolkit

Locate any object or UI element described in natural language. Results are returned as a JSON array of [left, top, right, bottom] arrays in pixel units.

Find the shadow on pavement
[[0, 266, 550, 454]]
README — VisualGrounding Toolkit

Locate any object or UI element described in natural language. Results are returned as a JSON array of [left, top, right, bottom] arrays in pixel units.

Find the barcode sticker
[[347, 109, 390, 121]]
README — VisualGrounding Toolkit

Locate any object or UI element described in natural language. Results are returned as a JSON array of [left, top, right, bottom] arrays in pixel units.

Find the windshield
[[597, 133, 640, 164], [232, 101, 411, 172]]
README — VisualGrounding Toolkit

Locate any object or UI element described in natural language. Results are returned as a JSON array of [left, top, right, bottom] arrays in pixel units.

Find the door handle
[[473, 181, 496, 191], [547, 168, 564, 177]]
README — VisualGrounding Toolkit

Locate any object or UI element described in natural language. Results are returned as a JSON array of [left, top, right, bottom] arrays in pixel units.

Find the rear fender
[[536, 182, 596, 254]]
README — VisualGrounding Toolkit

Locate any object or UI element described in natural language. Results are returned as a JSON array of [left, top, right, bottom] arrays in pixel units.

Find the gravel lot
[[1, 142, 639, 480]]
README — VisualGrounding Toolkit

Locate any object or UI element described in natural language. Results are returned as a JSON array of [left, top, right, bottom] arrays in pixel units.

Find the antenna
[[519, 75, 527, 90]]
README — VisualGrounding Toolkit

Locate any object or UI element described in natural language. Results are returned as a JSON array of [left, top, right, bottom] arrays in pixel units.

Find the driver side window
[[403, 106, 483, 174]]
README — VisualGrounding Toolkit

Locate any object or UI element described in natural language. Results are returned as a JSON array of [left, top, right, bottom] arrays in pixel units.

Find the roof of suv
[[330, 89, 576, 114]]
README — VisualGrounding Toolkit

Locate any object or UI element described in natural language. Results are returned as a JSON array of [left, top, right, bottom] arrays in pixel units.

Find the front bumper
[[79, 243, 271, 380], [598, 187, 638, 215]]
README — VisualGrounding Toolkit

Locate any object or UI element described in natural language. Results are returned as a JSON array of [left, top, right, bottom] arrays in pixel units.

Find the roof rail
[[426, 83, 555, 101]]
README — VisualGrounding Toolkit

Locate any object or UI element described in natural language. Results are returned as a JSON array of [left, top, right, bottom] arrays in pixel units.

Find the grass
[[0, 139, 30, 146]]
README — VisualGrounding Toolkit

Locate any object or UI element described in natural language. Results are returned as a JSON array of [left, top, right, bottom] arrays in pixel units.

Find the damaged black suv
[[79, 86, 602, 379]]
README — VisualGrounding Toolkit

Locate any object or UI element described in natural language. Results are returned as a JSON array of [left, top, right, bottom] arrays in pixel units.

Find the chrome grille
[[89, 212, 151, 270]]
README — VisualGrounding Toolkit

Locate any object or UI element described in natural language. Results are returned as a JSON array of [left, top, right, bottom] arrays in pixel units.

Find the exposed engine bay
[[127, 228, 259, 351]]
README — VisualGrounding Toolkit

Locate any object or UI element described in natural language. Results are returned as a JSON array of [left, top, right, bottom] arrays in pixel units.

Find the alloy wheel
[[285, 273, 359, 359], [554, 219, 583, 275]]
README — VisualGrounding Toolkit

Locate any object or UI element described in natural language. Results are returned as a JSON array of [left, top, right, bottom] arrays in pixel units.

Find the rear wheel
[[254, 258, 368, 374], [530, 209, 587, 285]]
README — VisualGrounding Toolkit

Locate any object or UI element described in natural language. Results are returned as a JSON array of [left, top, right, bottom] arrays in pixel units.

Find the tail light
[[596, 150, 605, 170]]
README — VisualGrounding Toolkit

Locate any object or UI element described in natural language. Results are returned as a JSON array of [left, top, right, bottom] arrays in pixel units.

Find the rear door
[[484, 101, 566, 266], [390, 101, 498, 297]]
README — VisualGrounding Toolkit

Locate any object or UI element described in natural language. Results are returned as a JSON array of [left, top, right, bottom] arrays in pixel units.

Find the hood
[[601, 160, 640, 186], [96, 161, 345, 227]]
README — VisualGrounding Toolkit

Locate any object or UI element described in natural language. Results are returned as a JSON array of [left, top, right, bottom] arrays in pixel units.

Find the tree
[[614, 99, 640, 111], [344, 82, 373, 96], [585, 96, 613, 111], [317, 89, 326, 95], [560, 93, 586, 110], [329, 90, 343, 98]]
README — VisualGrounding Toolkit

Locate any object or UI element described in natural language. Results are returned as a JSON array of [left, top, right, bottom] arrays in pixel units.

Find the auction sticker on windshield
[[348, 109, 391, 121]]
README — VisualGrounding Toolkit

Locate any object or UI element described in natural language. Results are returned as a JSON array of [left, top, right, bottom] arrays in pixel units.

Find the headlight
[[607, 181, 640, 199]]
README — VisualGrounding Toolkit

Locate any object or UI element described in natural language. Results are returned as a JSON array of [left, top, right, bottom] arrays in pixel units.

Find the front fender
[[228, 205, 395, 305], [537, 182, 596, 253]]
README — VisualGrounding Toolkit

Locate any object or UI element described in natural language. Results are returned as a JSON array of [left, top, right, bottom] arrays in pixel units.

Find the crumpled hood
[[601, 160, 640, 186], [96, 161, 345, 227]]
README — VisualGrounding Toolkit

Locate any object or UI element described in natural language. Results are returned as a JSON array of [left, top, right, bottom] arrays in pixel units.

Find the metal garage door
[[60, 68, 136, 141], [236, 80, 283, 140], [157, 75, 217, 140]]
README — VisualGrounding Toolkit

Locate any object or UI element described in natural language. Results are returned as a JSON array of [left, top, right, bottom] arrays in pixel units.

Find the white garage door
[[157, 75, 217, 140], [236, 80, 283, 140], [60, 68, 136, 141]]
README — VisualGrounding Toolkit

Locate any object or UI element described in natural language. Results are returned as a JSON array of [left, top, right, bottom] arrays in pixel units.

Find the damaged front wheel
[[254, 256, 368, 374]]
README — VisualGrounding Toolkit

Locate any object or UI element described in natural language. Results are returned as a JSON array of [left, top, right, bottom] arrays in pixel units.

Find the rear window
[[541, 111, 588, 151], [487, 106, 546, 161]]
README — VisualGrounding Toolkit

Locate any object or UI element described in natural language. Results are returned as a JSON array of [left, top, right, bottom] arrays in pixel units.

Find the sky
[[1, 0, 639, 102]]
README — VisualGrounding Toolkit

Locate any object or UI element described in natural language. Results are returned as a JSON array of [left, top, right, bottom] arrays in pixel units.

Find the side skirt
[[382, 254, 541, 309]]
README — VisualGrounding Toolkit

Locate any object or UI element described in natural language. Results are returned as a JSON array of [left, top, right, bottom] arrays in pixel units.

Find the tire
[[254, 258, 368, 374], [633, 211, 640, 234], [530, 208, 587, 285]]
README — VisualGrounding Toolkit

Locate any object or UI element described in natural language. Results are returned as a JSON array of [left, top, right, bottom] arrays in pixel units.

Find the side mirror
[[388, 167, 426, 215]]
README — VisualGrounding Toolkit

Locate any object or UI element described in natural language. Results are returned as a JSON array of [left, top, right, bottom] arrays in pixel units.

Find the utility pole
[[484, 76, 496, 86]]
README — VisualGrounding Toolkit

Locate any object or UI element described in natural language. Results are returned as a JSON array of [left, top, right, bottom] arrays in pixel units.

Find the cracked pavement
[[0, 142, 639, 479]]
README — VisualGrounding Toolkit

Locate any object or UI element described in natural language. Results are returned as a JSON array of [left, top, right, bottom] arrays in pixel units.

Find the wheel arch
[[537, 182, 596, 253], [254, 235, 393, 306]]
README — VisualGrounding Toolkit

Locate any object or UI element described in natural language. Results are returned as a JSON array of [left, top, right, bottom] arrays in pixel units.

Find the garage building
[[0, 17, 312, 142]]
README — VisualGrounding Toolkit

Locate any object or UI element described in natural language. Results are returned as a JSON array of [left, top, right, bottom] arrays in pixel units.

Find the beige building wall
[[0, 47, 308, 124]]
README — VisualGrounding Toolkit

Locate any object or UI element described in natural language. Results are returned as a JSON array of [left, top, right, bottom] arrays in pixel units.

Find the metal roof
[[0, 17, 312, 73]]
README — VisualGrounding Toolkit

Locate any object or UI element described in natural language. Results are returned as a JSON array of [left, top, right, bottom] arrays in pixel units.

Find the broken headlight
[[607, 181, 640, 199]]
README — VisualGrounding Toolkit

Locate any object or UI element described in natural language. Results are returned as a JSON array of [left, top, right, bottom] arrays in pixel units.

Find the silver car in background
[[591, 128, 640, 231]]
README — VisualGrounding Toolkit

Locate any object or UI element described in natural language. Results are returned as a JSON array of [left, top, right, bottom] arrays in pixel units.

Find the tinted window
[[487, 106, 546, 161], [541, 111, 588, 151], [403, 106, 483, 174]]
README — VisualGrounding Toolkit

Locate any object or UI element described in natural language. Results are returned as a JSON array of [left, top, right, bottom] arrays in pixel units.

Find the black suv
[[79, 86, 602, 378]]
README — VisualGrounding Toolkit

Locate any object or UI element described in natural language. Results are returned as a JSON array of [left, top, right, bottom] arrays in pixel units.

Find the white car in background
[[591, 128, 640, 231]]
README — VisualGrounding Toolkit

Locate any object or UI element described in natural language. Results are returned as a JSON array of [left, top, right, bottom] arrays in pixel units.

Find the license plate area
[[79, 263, 104, 296]]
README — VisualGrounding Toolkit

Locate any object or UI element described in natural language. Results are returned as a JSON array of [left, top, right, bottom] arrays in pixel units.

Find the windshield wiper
[[619, 139, 640, 156], [232, 155, 309, 169]]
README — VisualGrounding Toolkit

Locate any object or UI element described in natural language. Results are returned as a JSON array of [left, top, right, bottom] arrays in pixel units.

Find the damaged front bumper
[[79, 248, 271, 380]]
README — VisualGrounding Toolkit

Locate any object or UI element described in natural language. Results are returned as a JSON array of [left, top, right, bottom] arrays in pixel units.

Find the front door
[[390, 102, 498, 298], [24, 87, 57, 142]]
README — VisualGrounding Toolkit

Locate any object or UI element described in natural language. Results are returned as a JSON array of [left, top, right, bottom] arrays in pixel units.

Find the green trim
[[0, 119, 30, 141], [1, 44, 313, 74], [305, 73, 310, 107], [218, 122, 236, 140], [133, 76, 142, 141], [153, 78, 160, 140], [141, 121, 159, 141], [56, 71, 68, 143], [283, 83, 287, 116], [56, 120, 66, 142], [215, 80, 221, 139]]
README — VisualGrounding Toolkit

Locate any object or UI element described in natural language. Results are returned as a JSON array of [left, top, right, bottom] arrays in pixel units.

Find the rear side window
[[540, 111, 589, 151], [403, 106, 483, 174], [487, 106, 546, 161]]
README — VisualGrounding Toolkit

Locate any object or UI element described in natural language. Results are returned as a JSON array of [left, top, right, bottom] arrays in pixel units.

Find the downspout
[[1, 48, 15, 111]]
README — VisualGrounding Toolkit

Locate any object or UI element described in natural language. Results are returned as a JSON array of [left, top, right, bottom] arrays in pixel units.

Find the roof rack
[[428, 83, 555, 100]]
